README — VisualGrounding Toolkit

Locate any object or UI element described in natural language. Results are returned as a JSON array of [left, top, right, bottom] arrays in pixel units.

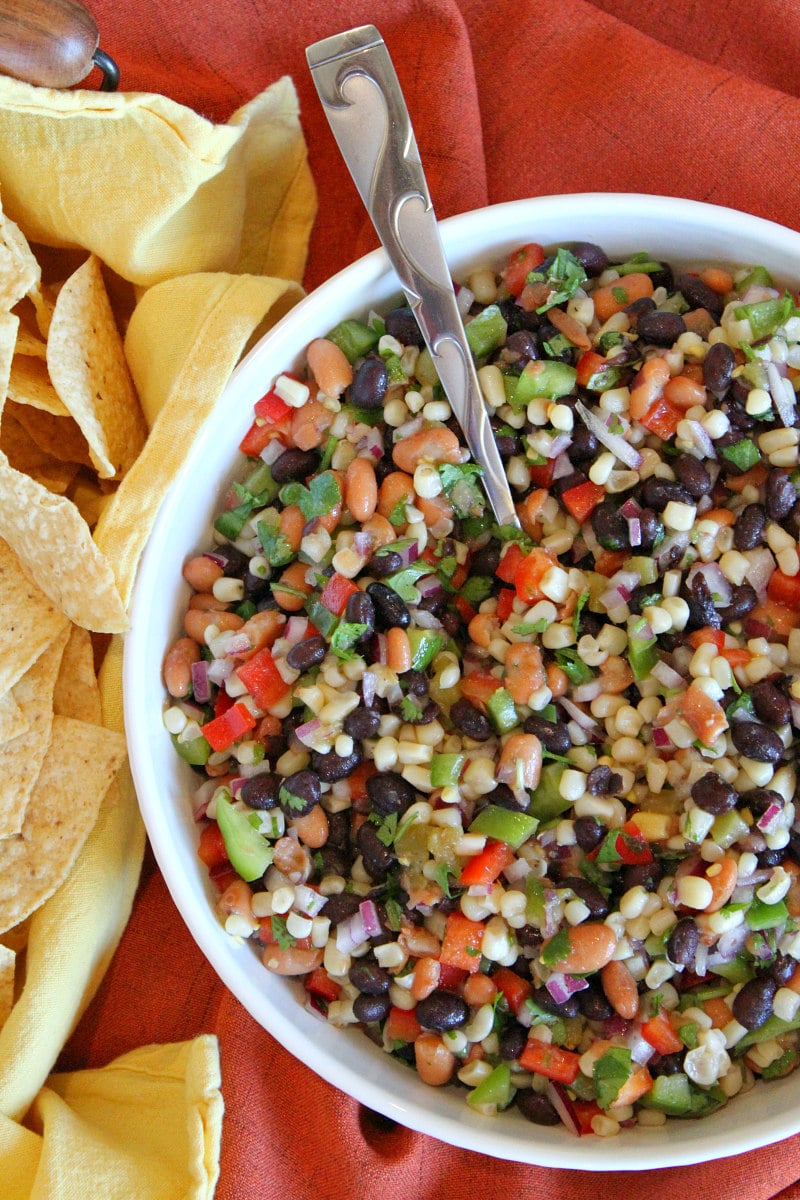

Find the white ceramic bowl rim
[[125, 194, 800, 1169]]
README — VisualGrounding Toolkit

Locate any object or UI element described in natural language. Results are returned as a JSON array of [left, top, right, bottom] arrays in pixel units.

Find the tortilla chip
[[0, 209, 40, 313], [5, 398, 93, 467], [0, 917, 30, 954], [0, 692, 27, 745], [13, 326, 46, 359], [0, 625, 69, 839], [65, 469, 114, 528], [7, 354, 69, 417], [0, 459, 128, 633], [0, 714, 127, 935], [0, 310, 17, 412], [0, 410, 78, 493], [47, 254, 147, 478], [0, 945, 14, 1029], [0, 537, 69, 695], [53, 624, 102, 725]]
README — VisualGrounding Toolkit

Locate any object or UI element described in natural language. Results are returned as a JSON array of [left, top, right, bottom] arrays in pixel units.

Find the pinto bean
[[163, 637, 200, 697], [289, 804, 330, 848], [183, 608, 244, 643], [345, 456, 378, 523], [262, 944, 324, 975], [182, 554, 224, 592], [306, 337, 353, 399], [496, 733, 542, 792], [600, 959, 639, 1020], [392, 427, 462, 474], [414, 1032, 456, 1086], [541, 922, 617, 974]]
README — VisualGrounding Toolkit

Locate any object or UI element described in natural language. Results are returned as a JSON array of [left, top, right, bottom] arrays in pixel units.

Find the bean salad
[[163, 239, 800, 1136]]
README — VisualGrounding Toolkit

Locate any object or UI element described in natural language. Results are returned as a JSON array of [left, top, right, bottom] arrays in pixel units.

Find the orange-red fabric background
[[63, 1, 800, 1195]]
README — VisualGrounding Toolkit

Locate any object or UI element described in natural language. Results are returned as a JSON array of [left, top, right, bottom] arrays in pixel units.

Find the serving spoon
[[307, 25, 520, 529], [0, 0, 118, 90]]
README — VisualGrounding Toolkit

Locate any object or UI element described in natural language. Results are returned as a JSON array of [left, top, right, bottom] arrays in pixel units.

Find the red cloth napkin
[[65, 0, 800, 1194]]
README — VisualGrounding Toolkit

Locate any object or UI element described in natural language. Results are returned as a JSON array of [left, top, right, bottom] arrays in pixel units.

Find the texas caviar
[[163, 240, 800, 1135]]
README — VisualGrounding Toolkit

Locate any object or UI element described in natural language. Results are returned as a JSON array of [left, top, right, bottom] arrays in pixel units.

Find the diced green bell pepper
[[430, 752, 466, 789], [746, 896, 789, 931], [215, 792, 274, 882], [734, 1011, 800, 1052], [327, 318, 380, 362], [710, 953, 753, 984], [465, 304, 508, 359], [466, 1062, 514, 1113], [468, 804, 538, 850], [734, 293, 795, 341], [528, 763, 571, 822], [640, 1072, 692, 1116], [511, 359, 577, 407], [407, 628, 444, 671], [171, 731, 212, 766], [711, 809, 750, 849], [738, 265, 773, 291], [628, 631, 659, 681], [486, 686, 518, 734]]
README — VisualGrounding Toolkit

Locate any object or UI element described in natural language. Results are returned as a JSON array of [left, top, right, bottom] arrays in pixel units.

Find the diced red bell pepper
[[529, 459, 556, 488], [593, 549, 629, 577], [640, 1012, 685, 1056], [235, 646, 290, 710], [384, 1005, 422, 1043], [687, 627, 725, 652], [214, 687, 235, 718], [491, 966, 533, 1017], [560, 479, 605, 524], [238, 412, 293, 457], [304, 967, 342, 1004], [679, 683, 728, 746], [459, 839, 516, 887], [254, 386, 293, 423], [197, 821, 230, 870], [572, 1100, 604, 1135], [320, 572, 361, 616], [459, 670, 503, 710], [496, 588, 516, 623], [639, 395, 683, 440], [503, 242, 545, 297], [201, 700, 257, 752], [767, 568, 800, 608], [345, 761, 377, 803], [519, 1039, 581, 1084], [440, 912, 485, 974], [616, 820, 655, 865], [208, 862, 240, 892], [437, 963, 468, 992], [575, 350, 608, 389], [453, 595, 477, 624], [513, 548, 556, 603], [496, 542, 525, 585]]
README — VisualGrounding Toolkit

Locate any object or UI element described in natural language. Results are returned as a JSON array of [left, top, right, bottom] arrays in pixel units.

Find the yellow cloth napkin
[[0, 72, 315, 1199]]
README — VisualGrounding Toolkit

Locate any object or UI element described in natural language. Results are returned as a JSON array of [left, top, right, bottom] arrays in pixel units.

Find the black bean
[[718, 582, 758, 624], [751, 680, 791, 726], [349, 960, 391, 995], [744, 788, 784, 819], [560, 876, 609, 918], [353, 993, 392, 1023], [489, 782, 528, 811], [651, 1053, 685, 1077], [638, 509, 663, 552], [323, 891, 363, 926], [344, 707, 381, 740], [240, 773, 280, 810], [641, 476, 694, 512], [271, 447, 319, 484], [577, 984, 614, 1021], [495, 434, 520, 460], [243, 567, 271, 602], [515, 925, 543, 951], [636, 309, 687, 346], [315, 844, 353, 877], [366, 581, 410, 629], [449, 698, 492, 741], [345, 589, 375, 636], [732, 975, 778, 1030], [758, 847, 786, 868], [286, 634, 327, 672], [502, 329, 539, 365], [415, 990, 469, 1032], [574, 815, 605, 852], [516, 1090, 561, 1125], [311, 744, 364, 782], [350, 356, 389, 409], [356, 822, 396, 880], [384, 306, 425, 347], [404, 669, 429, 697], [591, 501, 629, 551], [586, 765, 622, 795], [470, 542, 501, 577], [673, 454, 713, 499], [766, 470, 798, 521], [733, 504, 767, 551], [278, 768, 321, 816], [367, 550, 402, 578], [530, 985, 580, 1018], [622, 860, 663, 891], [676, 273, 723, 321], [399, 699, 440, 726], [690, 771, 738, 814], [667, 917, 700, 966], [498, 1020, 529, 1062], [367, 771, 416, 817], [568, 421, 599, 464], [684, 573, 721, 630], [703, 341, 735, 393], [215, 544, 250, 578], [523, 713, 571, 755], [568, 242, 609, 277], [730, 721, 784, 764], [626, 296, 656, 323], [770, 954, 797, 986]]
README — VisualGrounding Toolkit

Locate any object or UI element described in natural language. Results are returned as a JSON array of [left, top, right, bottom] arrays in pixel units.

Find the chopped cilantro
[[529, 247, 587, 313], [279, 471, 342, 522], [436, 554, 459, 581], [432, 861, 455, 899], [388, 495, 411, 526], [278, 784, 307, 813], [611, 285, 629, 305], [400, 694, 424, 722], [572, 590, 590, 636], [270, 914, 296, 950], [330, 621, 368, 660], [257, 520, 294, 567], [540, 926, 571, 967], [369, 811, 399, 847], [512, 619, 549, 635], [385, 563, 432, 602], [594, 1047, 633, 1110], [460, 576, 493, 604], [384, 897, 403, 931], [720, 438, 760, 473], [554, 647, 595, 685], [493, 524, 534, 552], [438, 462, 485, 518]]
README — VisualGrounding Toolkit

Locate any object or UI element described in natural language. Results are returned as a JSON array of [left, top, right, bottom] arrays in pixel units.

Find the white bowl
[[124, 194, 800, 1169]]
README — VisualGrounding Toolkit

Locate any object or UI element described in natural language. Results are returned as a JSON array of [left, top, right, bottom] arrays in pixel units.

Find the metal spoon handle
[[306, 24, 519, 529]]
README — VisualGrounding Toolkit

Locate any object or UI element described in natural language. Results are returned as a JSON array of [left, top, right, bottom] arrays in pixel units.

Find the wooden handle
[[0, 0, 99, 88]]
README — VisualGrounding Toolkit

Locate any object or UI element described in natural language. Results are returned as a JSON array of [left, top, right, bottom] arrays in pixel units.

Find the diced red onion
[[456, 283, 475, 317], [651, 725, 672, 748], [757, 802, 783, 831], [229, 776, 246, 798], [545, 973, 589, 1004], [655, 531, 690, 571], [683, 421, 716, 459], [293, 884, 328, 917], [416, 573, 443, 598], [192, 779, 218, 821], [559, 697, 598, 730], [411, 608, 443, 630], [393, 415, 424, 442], [545, 1082, 582, 1137], [259, 438, 285, 465], [609, 570, 641, 602], [542, 890, 561, 938], [203, 551, 227, 569], [396, 539, 420, 568], [627, 517, 642, 547], [358, 427, 385, 460], [625, 1026, 656, 1066], [284, 615, 310, 646], [575, 399, 643, 469], [620, 497, 642, 520], [687, 561, 733, 608], [207, 657, 234, 685], [359, 899, 382, 938], [224, 633, 254, 658], [571, 678, 604, 703], [651, 659, 684, 689], [767, 360, 797, 428], [693, 941, 709, 978], [746, 547, 777, 599], [178, 698, 206, 723], [295, 718, 322, 747], [741, 284, 779, 304], [353, 531, 374, 558], [362, 669, 377, 707], [545, 433, 574, 460], [552, 452, 574, 480], [371, 632, 388, 665], [336, 908, 368, 954], [712, 924, 750, 962], [604, 1014, 631, 1038]]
